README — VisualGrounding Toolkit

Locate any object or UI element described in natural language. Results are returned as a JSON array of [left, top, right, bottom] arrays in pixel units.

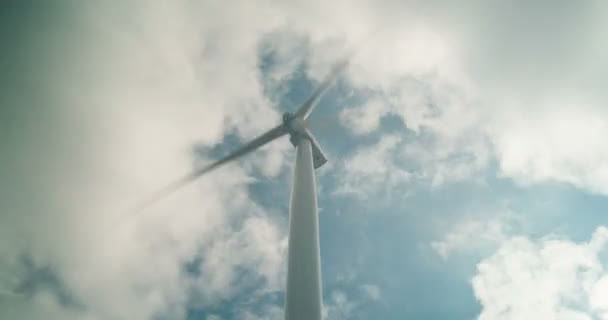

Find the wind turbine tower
[[134, 59, 349, 320]]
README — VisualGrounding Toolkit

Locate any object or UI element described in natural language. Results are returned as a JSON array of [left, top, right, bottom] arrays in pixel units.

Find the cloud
[[473, 226, 608, 320], [1, 1, 292, 319], [332, 1, 608, 195], [187, 215, 287, 307], [431, 214, 520, 259], [337, 55, 488, 189], [488, 96, 608, 194], [323, 290, 356, 320], [463, 1, 608, 194], [339, 98, 389, 136], [334, 134, 411, 198], [323, 285, 383, 320], [237, 304, 283, 320], [360, 284, 382, 301]]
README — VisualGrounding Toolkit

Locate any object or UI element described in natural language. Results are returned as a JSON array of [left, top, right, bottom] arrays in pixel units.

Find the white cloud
[[360, 284, 382, 301], [334, 134, 411, 198], [488, 96, 608, 194], [1, 1, 292, 319], [473, 226, 608, 320], [188, 215, 287, 306], [332, 1, 608, 195], [323, 290, 356, 320], [239, 304, 283, 320], [590, 276, 608, 319], [432, 214, 520, 259], [338, 72, 487, 189], [323, 285, 382, 320], [340, 98, 389, 136]]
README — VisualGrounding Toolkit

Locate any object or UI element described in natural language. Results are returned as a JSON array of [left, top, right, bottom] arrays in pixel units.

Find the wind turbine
[[135, 59, 349, 320]]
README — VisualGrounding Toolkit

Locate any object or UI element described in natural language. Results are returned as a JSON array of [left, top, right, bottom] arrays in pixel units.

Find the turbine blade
[[304, 129, 328, 169], [131, 124, 287, 213], [295, 58, 350, 120]]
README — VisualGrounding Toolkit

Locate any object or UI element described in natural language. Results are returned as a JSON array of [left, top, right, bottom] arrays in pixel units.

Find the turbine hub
[[284, 113, 307, 131], [283, 112, 307, 146], [290, 117, 306, 133]]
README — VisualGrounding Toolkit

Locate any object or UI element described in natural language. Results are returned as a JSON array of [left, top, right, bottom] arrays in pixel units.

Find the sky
[[1, 1, 608, 319]]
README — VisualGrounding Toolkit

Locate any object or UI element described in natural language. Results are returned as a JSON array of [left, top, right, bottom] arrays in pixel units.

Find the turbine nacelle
[[283, 112, 327, 169], [283, 112, 305, 134], [283, 112, 306, 142]]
